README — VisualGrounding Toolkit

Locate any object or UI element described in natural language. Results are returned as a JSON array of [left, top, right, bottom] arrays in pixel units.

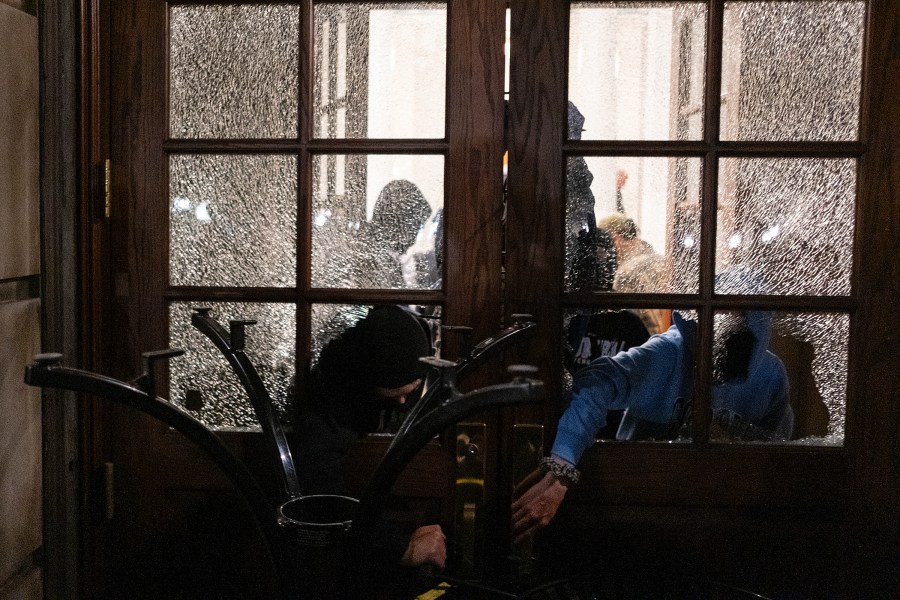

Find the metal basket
[[277, 494, 359, 548]]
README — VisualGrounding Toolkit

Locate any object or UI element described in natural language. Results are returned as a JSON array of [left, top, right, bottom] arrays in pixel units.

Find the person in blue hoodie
[[512, 303, 793, 542]]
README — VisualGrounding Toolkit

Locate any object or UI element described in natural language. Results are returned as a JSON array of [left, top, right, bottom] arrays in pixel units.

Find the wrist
[[539, 456, 580, 487]]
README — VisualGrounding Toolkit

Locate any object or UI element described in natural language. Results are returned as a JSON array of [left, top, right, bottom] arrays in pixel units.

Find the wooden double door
[[81, 0, 900, 598]]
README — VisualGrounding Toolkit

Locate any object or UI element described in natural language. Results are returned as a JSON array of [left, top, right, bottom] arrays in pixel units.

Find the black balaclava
[[712, 312, 757, 384], [357, 305, 430, 390]]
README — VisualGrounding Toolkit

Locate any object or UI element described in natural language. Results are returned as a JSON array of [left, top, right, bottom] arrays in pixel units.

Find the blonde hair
[[597, 214, 637, 240]]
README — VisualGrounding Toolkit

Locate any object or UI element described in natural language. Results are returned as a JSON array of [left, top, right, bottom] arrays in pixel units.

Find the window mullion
[[693, 0, 727, 446]]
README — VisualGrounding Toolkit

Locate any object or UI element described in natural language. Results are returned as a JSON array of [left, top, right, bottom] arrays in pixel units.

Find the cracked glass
[[569, 2, 707, 141], [721, 1, 864, 141], [314, 2, 446, 139], [169, 154, 297, 288], [310, 154, 443, 289], [713, 310, 848, 446], [169, 302, 296, 431], [169, 4, 300, 139], [564, 155, 702, 296], [716, 158, 855, 297]]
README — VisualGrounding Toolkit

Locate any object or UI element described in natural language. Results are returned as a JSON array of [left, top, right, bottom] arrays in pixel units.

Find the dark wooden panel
[[342, 438, 451, 498], [105, 0, 175, 583], [849, 0, 900, 538], [39, 0, 83, 598], [444, 0, 506, 352], [504, 0, 569, 431], [538, 503, 859, 599], [573, 445, 849, 510]]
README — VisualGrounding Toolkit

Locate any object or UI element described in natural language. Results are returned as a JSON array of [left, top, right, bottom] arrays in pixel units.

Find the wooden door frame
[[39, 0, 88, 597], [40, 0, 899, 597]]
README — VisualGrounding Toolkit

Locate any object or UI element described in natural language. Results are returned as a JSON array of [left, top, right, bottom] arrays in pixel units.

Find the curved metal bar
[[191, 308, 303, 499], [455, 316, 536, 380], [393, 317, 537, 443], [392, 356, 456, 445], [343, 378, 545, 598], [23, 356, 294, 599]]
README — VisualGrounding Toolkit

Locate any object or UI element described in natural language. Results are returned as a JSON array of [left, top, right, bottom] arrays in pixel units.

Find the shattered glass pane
[[169, 302, 296, 431], [721, 1, 864, 141], [170, 154, 297, 287], [559, 308, 847, 446], [569, 2, 707, 141], [564, 156, 702, 295], [314, 3, 446, 139], [169, 4, 299, 139], [713, 310, 847, 446], [310, 154, 443, 289], [716, 158, 855, 296]]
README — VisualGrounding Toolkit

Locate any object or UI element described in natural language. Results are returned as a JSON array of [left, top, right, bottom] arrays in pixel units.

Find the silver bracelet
[[539, 457, 580, 486]]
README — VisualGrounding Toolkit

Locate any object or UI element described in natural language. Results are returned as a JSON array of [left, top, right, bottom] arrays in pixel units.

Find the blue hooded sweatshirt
[[551, 311, 793, 466]]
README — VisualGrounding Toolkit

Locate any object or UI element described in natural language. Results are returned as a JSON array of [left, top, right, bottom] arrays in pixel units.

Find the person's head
[[711, 267, 772, 384], [597, 213, 638, 241], [712, 312, 758, 384], [672, 297, 773, 386], [357, 305, 431, 405], [597, 213, 639, 259], [370, 180, 432, 254]]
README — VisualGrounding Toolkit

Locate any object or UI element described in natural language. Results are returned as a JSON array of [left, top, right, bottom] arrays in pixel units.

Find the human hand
[[401, 524, 447, 569], [615, 168, 628, 189], [511, 469, 569, 544]]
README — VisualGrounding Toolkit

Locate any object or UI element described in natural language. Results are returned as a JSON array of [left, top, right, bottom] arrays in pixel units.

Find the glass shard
[[169, 302, 296, 431]]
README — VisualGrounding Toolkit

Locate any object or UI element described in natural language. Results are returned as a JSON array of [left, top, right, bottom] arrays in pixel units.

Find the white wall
[[0, 2, 42, 599]]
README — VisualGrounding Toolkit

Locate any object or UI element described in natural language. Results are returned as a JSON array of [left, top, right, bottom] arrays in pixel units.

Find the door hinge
[[103, 159, 111, 219], [103, 461, 114, 520]]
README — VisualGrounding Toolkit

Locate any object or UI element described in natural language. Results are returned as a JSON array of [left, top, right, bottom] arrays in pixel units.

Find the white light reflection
[[728, 232, 743, 248], [761, 224, 781, 243], [173, 196, 191, 212], [195, 202, 211, 222], [683, 234, 696, 248]]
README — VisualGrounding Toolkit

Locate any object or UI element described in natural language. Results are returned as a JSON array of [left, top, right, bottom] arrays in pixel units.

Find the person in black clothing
[[295, 305, 447, 571], [353, 179, 433, 289], [566, 226, 617, 292], [565, 102, 597, 277]]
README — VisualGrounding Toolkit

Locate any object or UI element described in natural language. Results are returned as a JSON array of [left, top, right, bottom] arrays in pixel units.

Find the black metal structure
[[190, 308, 303, 500], [24, 310, 545, 599]]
